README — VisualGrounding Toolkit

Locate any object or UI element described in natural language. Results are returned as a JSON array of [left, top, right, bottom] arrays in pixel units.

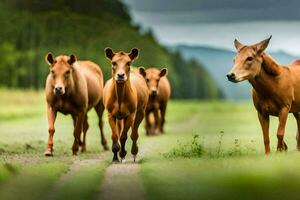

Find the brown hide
[[138, 67, 171, 135], [103, 48, 148, 163], [227, 36, 300, 154], [44, 53, 108, 156]]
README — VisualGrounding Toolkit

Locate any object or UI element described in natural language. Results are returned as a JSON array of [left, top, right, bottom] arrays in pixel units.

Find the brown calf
[[44, 53, 108, 156], [103, 48, 149, 163], [139, 67, 171, 135], [227, 36, 300, 154]]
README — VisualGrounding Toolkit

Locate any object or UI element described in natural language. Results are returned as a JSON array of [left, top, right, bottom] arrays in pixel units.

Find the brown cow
[[139, 67, 171, 135], [227, 36, 300, 154], [44, 53, 108, 156], [103, 48, 149, 163]]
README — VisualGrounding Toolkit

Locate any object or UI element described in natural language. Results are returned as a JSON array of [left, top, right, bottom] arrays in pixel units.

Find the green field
[[1, 89, 300, 200]]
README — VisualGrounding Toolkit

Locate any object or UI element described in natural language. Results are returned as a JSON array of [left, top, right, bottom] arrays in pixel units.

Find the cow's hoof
[[44, 149, 53, 157], [81, 147, 86, 153], [103, 145, 109, 151], [72, 146, 79, 155], [133, 155, 137, 163], [283, 142, 288, 151], [119, 150, 127, 158], [112, 159, 120, 164]]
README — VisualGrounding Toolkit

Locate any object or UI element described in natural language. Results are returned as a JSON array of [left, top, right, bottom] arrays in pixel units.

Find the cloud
[[122, 0, 300, 55], [123, 0, 300, 23]]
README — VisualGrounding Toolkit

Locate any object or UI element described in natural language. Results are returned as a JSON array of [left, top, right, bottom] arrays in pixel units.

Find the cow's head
[[139, 67, 168, 97], [105, 48, 139, 83], [227, 36, 272, 82], [45, 53, 76, 95]]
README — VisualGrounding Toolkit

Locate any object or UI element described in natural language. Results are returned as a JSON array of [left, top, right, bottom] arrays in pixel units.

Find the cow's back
[[158, 76, 171, 103], [75, 61, 104, 108], [130, 69, 149, 111]]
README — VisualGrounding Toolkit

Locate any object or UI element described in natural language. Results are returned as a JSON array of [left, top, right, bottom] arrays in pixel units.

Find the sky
[[122, 0, 300, 55]]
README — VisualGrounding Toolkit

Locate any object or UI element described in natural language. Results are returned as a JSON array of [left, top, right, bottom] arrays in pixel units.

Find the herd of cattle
[[44, 47, 170, 162], [43, 36, 300, 161]]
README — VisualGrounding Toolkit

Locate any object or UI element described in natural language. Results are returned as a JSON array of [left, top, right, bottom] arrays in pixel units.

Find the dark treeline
[[0, 0, 223, 99]]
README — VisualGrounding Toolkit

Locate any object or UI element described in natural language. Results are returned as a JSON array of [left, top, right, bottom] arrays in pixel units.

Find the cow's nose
[[55, 86, 63, 93], [117, 73, 125, 79], [226, 73, 236, 81], [151, 90, 157, 96]]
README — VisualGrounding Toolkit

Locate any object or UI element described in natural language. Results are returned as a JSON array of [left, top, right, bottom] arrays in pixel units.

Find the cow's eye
[[126, 62, 131, 66], [112, 62, 116, 67], [246, 57, 254, 62], [64, 70, 71, 78], [50, 70, 56, 79], [146, 78, 150, 82]]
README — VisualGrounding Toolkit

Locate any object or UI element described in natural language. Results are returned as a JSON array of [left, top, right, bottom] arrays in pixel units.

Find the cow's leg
[[117, 119, 123, 134], [81, 114, 89, 153], [258, 112, 270, 154], [45, 106, 57, 156], [159, 103, 167, 133], [131, 110, 145, 162], [72, 112, 85, 155], [153, 108, 160, 134], [108, 114, 120, 163], [294, 112, 300, 151], [71, 114, 76, 128], [277, 107, 289, 151], [95, 102, 109, 150], [119, 114, 134, 161], [293, 113, 300, 150], [144, 110, 151, 135]]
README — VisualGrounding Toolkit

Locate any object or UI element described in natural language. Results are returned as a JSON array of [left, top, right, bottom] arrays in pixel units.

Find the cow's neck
[[114, 80, 132, 110], [57, 80, 75, 100], [249, 53, 282, 98], [66, 69, 79, 98]]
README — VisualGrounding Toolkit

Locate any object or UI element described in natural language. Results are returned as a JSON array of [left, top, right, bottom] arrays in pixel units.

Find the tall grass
[[0, 89, 44, 121]]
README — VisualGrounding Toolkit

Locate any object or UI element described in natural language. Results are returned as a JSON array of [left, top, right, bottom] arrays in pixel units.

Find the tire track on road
[[96, 139, 154, 200], [45, 152, 109, 200]]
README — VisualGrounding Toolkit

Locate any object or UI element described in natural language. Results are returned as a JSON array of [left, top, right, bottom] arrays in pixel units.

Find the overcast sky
[[122, 0, 300, 55]]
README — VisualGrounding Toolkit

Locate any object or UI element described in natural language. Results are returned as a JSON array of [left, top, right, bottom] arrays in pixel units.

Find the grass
[[0, 162, 66, 200], [140, 101, 300, 200], [142, 154, 300, 200], [0, 89, 44, 121], [0, 164, 18, 184], [1, 89, 300, 200], [0, 89, 110, 200], [50, 160, 109, 200], [163, 134, 204, 158]]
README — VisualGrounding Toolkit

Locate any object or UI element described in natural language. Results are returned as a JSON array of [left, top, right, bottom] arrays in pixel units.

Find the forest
[[0, 0, 223, 99]]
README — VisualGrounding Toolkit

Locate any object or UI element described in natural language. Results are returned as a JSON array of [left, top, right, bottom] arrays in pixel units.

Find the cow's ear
[[129, 48, 139, 60], [234, 39, 244, 52], [68, 54, 77, 65], [105, 47, 115, 60], [159, 68, 168, 77], [256, 35, 272, 55], [139, 67, 146, 77], [45, 52, 55, 65]]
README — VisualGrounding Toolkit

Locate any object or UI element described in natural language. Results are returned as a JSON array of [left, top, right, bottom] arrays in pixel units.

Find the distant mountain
[[175, 45, 299, 99]]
